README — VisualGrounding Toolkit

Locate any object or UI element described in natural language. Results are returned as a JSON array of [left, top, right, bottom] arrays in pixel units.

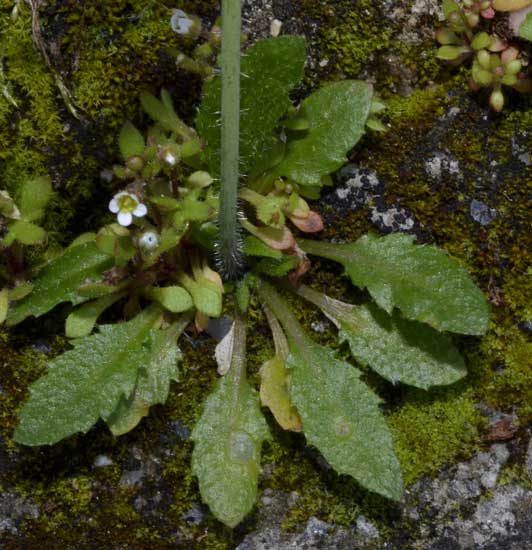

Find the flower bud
[[471, 32, 491, 50], [505, 59, 522, 74], [489, 89, 504, 112], [113, 165, 128, 180], [126, 155, 144, 172], [489, 53, 502, 70], [467, 12, 480, 27], [501, 46, 519, 65], [138, 231, 159, 250], [477, 49, 491, 69], [474, 66, 494, 86], [501, 73, 518, 86], [160, 144, 181, 167]]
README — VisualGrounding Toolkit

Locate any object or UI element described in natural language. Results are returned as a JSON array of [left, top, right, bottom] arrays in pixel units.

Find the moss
[[320, 3, 393, 80], [390, 387, 483, 486]]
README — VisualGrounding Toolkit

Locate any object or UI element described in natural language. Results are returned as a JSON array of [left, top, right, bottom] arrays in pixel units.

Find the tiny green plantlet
[[0, 176, 53, 323], [435, 0, 532, 110], [6, 4, 491, 529]]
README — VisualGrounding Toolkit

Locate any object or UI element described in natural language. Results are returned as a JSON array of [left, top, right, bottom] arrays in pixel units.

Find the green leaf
[[7, 242, 114, 326], [436, 45, 469, 61], [366, 117, 387, 133], [144, 286, 193, 313], [288, 340, 403, 500], [299, 233, 490, 335], [76, 281, 126, 300], [297, 285, 466, 389], [5, 220, 46, 245], [107, 322, 184, 435], [178, 273, 222, 318], [257, 280, 403, 501], [65, 292, 125, 338], [192, 314, 270, 527], [13, 307, 161, 445], [443, 0, 460, 17], [19, 176, 53, 222], [519, 12, 532, 41], [197, 36, 306, 177], [235, 278, 251, 313], [118, 122, 145, 160], [0, 287, 8, 324], [243, 235, 283, 259], [254, 255, 299, 277], [95, 224, 135, 265], [8, 283, 33, 301], [276, 81, 373, 186], [471, 32, 491, 50], [140, 91, 178, 132]]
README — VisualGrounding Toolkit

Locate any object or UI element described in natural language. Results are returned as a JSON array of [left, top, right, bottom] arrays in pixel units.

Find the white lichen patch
[[425, 151, 461, 181]]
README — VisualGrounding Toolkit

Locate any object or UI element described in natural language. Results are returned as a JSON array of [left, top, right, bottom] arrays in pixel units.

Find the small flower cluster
[[436, 0, 532, 110], [98, 89, 221, 330], [169, 10, 227, 80]]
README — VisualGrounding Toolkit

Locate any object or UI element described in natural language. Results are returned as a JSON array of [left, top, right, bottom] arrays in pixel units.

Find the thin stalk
[[217, 0, 244, 280], [256, 280, 308, 351], [227, 308, 247, 422], [262, 304, 289, 359], [294, 284, 358, 330], [297, 238, 355, 264], [257, 280, 323, 380]]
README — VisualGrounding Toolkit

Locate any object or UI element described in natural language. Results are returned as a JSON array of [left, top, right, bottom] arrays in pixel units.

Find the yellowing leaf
[[0, 288, 8, 324], [492, 0, 532, 11], [260, 355, 302, 431]]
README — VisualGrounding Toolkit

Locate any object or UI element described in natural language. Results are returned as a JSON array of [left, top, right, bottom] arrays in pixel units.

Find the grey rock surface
[[237, 444, 532, 550]]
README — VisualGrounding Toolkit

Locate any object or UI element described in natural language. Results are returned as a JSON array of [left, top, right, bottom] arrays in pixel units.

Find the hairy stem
[[218, 0, 244, 280]]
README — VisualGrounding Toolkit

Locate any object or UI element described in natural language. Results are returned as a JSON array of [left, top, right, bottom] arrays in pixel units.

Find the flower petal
[[109, 199, 119, 213], [133, 203, 147, 217], [117, 211, 133, 226]]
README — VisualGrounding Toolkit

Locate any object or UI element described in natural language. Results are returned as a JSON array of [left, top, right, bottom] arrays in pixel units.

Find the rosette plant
[[5, 0, 490, 528]]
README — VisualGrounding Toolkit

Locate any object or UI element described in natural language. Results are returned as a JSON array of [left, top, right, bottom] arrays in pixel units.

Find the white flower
[[109, 191, 147, 227], [138, 231, 159, 250], [164, 152, 177, 166], [170, 9, 193, 35]]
